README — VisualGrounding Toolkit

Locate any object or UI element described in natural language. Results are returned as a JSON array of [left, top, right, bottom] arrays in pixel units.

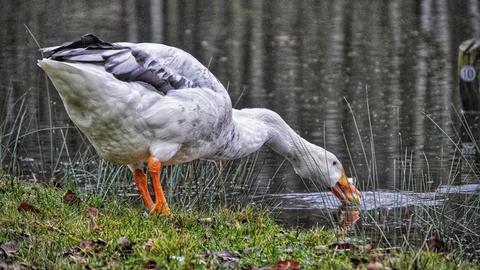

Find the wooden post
[[458, 39, 480, 111], [458, 39, 480, 173]]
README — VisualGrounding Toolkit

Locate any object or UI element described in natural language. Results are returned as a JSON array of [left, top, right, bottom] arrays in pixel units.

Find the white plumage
[[38, 34, 360, 215]]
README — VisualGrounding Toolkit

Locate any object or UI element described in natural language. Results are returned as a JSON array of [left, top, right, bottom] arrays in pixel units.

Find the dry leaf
[[205, 250, 239, 269], [69, 254, 87, 265], [370, 253, 389, 263], [426, 236, 447, 252], [62, 239, 103, 266], [364, 243, 374, 253], [144, 239, 154, 252], [0, 242, 18, 259], [143, 260, 157, 269], [62, 190, 80, 205], [367, 261, 384, 270], [258, 223, 265, 230], [17, 202, 39, 214], [101, 260, 120, 270], [117, 236, 133, 253], [86, 207, 101, 233], [0, 263, 24, 270], [86, 207, 99, 217], [79, 239, 97, 254], [205, 250, 239, 262], [271, 259, 301, 270]]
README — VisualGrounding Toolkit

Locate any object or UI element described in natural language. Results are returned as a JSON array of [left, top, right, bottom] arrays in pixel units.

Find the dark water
[[1, 1, 480, 235]]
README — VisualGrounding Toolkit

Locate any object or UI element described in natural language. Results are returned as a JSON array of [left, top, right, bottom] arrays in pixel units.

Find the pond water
[[1, 0, 480, 245]]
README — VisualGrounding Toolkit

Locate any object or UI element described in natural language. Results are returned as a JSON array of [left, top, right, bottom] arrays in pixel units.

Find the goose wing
[[42, 34, 225, 94]]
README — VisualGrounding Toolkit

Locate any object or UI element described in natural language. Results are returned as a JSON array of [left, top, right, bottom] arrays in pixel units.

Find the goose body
[[39, 34, 360, 215]]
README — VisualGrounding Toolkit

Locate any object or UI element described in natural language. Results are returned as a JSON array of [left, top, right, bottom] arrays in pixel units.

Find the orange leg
[[133, 169, 153, 210], [148, 155, 171, 216]]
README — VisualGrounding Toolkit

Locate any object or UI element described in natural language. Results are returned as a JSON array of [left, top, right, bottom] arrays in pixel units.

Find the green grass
[[1, 180, 479, 269]]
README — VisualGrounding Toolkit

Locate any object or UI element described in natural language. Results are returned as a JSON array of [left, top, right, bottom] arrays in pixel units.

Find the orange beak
[[330, 170, 361, 205]]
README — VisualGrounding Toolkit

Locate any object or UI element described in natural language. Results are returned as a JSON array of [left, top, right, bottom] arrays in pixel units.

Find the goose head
[[291, 146, 361, 205]]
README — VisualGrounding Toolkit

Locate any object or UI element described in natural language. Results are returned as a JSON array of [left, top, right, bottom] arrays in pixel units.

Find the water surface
[[1, 0, 480, 229]]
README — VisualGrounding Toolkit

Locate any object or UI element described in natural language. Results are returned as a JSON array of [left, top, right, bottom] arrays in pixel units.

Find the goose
[[38, 34, 361, 216]]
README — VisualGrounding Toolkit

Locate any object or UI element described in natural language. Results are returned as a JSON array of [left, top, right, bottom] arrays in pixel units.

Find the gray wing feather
[[42, 34, 208, 94]]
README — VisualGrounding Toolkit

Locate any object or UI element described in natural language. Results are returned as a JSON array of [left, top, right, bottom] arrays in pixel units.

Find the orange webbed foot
[[149, 203, 172, 216], [148, 155, 172, 217]]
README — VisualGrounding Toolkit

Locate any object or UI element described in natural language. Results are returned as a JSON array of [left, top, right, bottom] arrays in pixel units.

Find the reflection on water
[[257, 183, 480, 254], [336, 206, 360, 232], [257, 183, 479, 212]]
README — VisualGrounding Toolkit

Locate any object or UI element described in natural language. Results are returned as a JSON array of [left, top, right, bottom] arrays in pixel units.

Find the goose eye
[[332, 161, 337, 166]]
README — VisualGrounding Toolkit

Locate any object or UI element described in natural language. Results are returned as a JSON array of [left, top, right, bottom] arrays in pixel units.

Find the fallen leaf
[[367, 261, 384, 270], [62, 245, 87, 265], [370, 253, 389, 263], [0, 241, 18, 258], [61, 239, 104, 267], [101, 260, 120, 270], [205, 250, 239, 269], [205, 250, 239, 262], [86, 207, 101, 233], [69, 254, 87, 265], [62, 190, 80, 205], [61, 246, 80, 257], [17, 202, 40, 214], [79, 239, 97, 253], [86, 207, 99, 217], [116, 236, 133, 253], [144, 239, 154, 252], [0, 262, 25, 270], [143, 260, 157, 269], [364, 243, 374, 253], [258, 223, 265, 230], [426, 236, 447, 252], [271, 259, 301, 270], [329, 242, 359, 251]]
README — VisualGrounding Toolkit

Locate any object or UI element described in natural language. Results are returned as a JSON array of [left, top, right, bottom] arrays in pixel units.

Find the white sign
[[460, 65, 476, 82]]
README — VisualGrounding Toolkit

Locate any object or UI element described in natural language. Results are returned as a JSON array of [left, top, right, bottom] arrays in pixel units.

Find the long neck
[[215, 108, 317, 162]]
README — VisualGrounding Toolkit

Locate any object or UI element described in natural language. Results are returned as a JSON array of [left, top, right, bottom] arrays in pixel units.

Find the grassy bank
[[0, 180, 478, 269]]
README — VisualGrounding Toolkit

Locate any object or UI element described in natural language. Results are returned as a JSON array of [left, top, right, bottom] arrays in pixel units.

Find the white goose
[[38, 34, 360, 216]]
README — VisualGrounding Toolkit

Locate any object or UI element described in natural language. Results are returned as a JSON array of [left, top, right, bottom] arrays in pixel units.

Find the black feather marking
[[42, 34, 114, 58]]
